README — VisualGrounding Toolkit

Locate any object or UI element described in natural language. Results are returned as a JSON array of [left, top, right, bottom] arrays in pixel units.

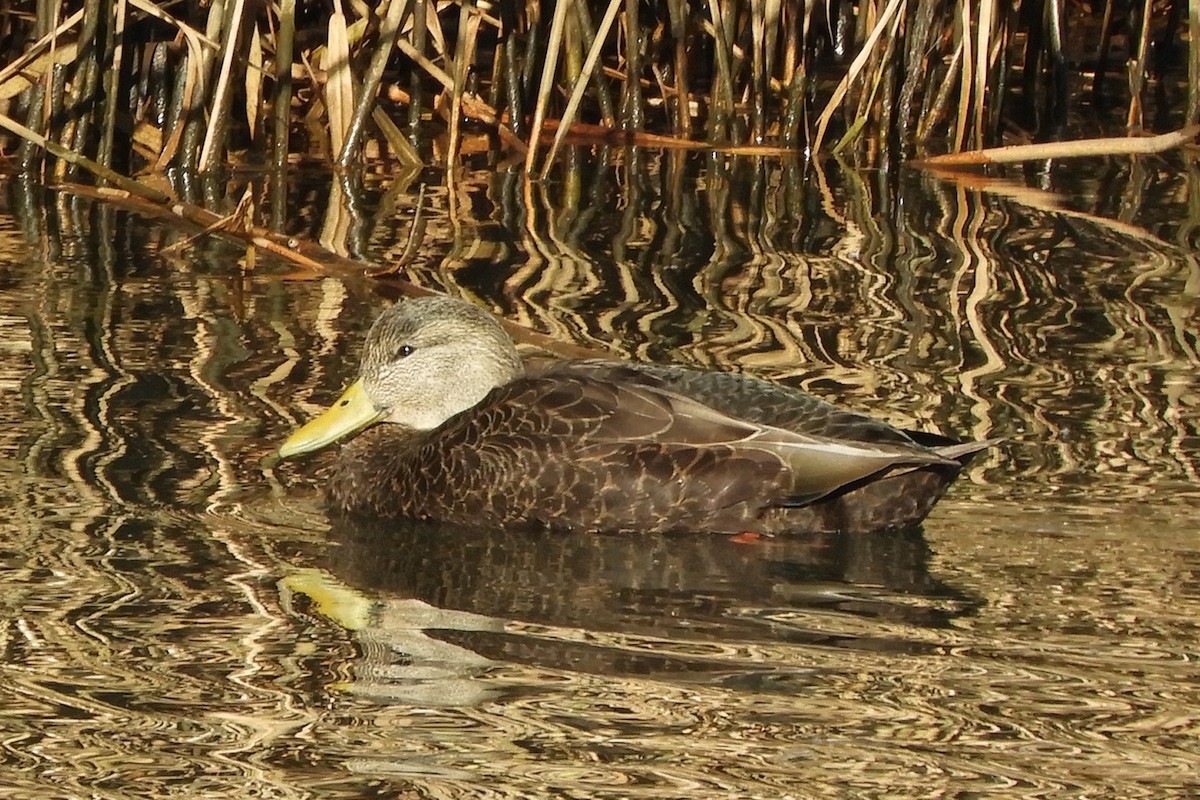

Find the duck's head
[[279, 296, 523, 458]]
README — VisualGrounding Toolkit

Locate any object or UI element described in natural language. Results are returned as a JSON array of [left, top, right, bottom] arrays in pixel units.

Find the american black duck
[[280, 296, 992, 535]]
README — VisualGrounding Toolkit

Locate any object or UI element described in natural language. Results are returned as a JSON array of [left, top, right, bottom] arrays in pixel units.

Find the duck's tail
[[932, 438, 1002, 464]]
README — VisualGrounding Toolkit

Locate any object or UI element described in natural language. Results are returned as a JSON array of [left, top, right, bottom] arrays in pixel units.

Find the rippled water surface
[[1, 154, 1198, 798]]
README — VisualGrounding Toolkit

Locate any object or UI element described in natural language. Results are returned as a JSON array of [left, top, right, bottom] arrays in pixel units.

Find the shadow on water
[[318, 516, 982, 695]]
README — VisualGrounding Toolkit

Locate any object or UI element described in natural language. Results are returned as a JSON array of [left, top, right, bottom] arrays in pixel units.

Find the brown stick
[[914, 125, 1200, 167], [0, 110, 173, 202]]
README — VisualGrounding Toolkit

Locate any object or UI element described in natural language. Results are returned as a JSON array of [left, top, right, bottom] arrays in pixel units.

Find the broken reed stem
[[914, 124, 1200, 166]]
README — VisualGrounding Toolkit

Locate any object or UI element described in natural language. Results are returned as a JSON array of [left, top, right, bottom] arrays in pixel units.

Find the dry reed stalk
[[272, 0, 295, 171], [3, 0, 1199, 181], [974, 0, 995, 151], [246, 22, 263, 141], [524, 0, 571, 175], [98, 0, 128, 171], [813, 0, 904, 153], [324, 2, 354, 161], [395, 36, 453, 92], [954, 0, 972, 153], [447, 0, 483, 168], [915, 124, 1200, 167], [338, 0, 409, 166], [1127, 0, 1153, 128], [542, 0, 623, 176], [1190, 0, 1200, 125]]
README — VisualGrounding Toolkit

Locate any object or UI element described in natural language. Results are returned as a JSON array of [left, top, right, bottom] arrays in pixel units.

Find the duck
[[279, 296, 992, 535]]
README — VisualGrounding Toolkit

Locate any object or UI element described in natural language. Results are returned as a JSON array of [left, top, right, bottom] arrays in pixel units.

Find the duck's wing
[[511, 366, 957, 505]]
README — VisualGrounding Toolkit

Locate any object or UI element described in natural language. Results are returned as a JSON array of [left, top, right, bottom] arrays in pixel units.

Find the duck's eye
[[395, 344, 415, 359]]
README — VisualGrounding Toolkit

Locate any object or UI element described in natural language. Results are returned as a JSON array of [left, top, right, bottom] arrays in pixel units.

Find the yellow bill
[[279, 379, 386, 458]]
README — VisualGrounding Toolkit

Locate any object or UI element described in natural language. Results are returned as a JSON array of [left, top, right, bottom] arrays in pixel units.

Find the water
[[1, 153, 1198, 798]]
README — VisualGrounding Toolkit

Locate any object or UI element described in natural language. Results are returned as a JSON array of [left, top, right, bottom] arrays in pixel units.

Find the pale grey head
[[359, 296, 525, 430]]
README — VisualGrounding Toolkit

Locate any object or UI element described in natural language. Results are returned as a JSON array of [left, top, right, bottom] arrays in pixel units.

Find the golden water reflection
[[0, 153, 1197, 797]]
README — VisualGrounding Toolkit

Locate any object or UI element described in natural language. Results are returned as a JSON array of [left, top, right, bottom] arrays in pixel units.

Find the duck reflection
[[310, 517, 980, 700]]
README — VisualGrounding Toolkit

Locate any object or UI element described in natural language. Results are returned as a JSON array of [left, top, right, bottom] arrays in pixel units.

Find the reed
[[0, 0, 1196, 181]]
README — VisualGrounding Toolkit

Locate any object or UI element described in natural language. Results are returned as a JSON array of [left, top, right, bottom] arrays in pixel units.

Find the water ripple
[[2, 159, 1199, 798]]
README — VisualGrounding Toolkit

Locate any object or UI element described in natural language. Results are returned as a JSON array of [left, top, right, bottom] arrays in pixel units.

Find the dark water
[[1, 153, 1198, 798]]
